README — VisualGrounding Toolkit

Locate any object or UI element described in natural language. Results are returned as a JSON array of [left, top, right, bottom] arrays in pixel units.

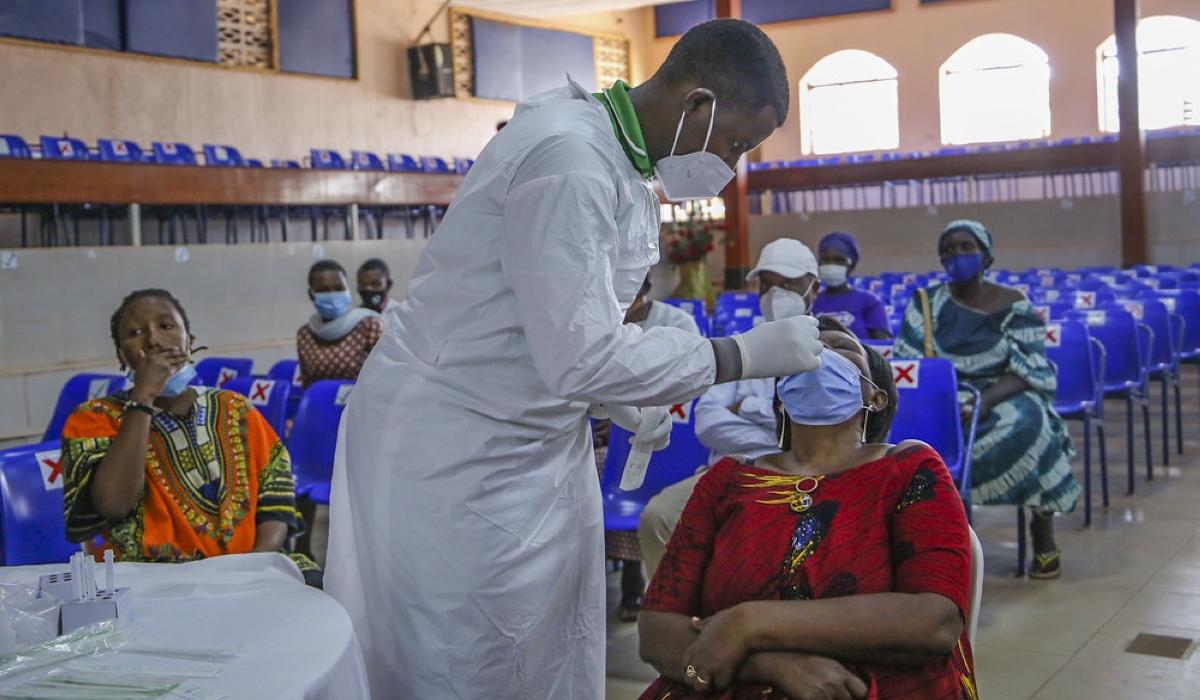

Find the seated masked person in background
[[297, 260, 383, 389], [811, 231, 892, 341], [357, 257, 403, 317], [637, 316, 975, 700], [62, 289, 321, 586], [638, 238, 818, 576]]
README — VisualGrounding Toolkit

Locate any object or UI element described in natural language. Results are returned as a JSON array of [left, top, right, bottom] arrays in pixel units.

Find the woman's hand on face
[[753, 651, 870, 700], [681, 608, 752, 693], [130, 346, 188, 403]]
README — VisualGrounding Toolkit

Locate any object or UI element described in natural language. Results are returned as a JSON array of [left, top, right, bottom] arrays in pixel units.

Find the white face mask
[[819, 264, 849, 288], [654, 99, 736, 202], [761, 285, 810, 322]]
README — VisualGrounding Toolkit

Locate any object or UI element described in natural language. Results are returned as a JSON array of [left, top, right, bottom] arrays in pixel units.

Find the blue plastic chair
[[1045, 320, 1108, 526], [419, 156, 453, 173], [714, 292, 760, 334], [861, 339, 894, 360], [1159, 292, 1200, 428], [288, 380, 354, 504], [0, 135, 31, 158], [271, 159, 302, 169], [1125, 298, 1183, 464], [1065, 305, 1153, 493], [387, 154, 422, 172], [351, 151, 386, 171], [723, 315, 762, 336], [267, 359, 304, 421], [203, 144, 247, 167], [43, 373, 127, 442], [453, 157, 474, 173], [310, 149, 347, 169], [222, 376, 291, 440], [694, 315, 712, 338], [886, 358, 979, 519], [0, 441, 79, 566], [39, 136, 92, 160], [152, 142, 198, 165], [97, 139, 145, 162], [194, 358, 254, 388], [664, 298, 707, 318], [601, 398, 710, 533]]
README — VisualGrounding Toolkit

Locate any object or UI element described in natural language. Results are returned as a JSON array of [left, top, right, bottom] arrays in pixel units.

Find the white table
[[0, 553, 369, 700]]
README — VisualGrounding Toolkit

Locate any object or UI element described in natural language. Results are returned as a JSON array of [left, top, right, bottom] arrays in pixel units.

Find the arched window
[[1098, 15, 1200, 132], [940, 34, 1051, 145], [799, 50, 899, 155]]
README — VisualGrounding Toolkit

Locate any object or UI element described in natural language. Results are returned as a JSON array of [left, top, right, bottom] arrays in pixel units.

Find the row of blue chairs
[[0, 371, 345, 567], [0, 134, 471, 175]]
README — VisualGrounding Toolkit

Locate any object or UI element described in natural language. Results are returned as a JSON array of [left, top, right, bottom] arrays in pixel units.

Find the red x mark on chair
[[41, 456, 62, 486], [1034, 305, 1050, 321], [1076, 292, 1095, 308], [892, 362, 918, 387], [218, 369, 237, 387], [1044, 324, 1060, 347], [251, 381, 271, 402]]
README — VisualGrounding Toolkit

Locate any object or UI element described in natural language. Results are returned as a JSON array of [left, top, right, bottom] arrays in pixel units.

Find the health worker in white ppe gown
[[325, 19, 823, 700]]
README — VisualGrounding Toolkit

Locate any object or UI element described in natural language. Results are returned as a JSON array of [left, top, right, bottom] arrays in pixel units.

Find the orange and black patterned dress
[[62, 388, 316, 575], [640, 444, 976, 700]]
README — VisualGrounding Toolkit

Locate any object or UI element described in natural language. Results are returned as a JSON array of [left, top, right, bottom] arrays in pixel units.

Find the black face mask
[[360, 290, 387, 312]]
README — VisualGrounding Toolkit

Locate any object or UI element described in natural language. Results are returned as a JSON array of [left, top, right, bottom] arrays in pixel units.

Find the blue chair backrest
[[97, 138, 144, 162], [694, 315, 712, 338], [203, 144, 246, 167], [454, 157, 474, 173], [271, 159, 302, 169], [40, 136, 91, 160], [152, 142, 198, 165], [1161, 290, 1200, 353], [387, 153, 422, 172], [887, 358, 967, 483], [0, 441, 79, 566], [222, 377, 291, 439], [1064, 306, 1143, 390], [1044, 321, 1096, 408], [351, 150, 386, 171], [601, 398, 710, 531], [267, 359, 303, 392], [664, 298, 707, 318], [287, 380, 354, 504], [0, 134, 31, 158], [861, 339, 894, 360], [246, 159, 264, 167], [723, 315, 762, 336], [43, 373, 127, 442], [714, 292, 760, 325], [1120, 298, 1173, 368], [194, 358, 254, 388], [310, 149, 347, 169], [419, 156, 452, 173]]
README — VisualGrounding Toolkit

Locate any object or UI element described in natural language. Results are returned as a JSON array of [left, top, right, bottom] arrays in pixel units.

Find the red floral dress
[[640, 444, 976, 700]]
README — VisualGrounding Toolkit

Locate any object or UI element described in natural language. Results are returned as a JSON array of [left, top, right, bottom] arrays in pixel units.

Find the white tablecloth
[[0, 552, 369, 700]]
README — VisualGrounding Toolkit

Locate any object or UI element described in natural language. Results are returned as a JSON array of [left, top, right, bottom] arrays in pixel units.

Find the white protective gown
[[325, 77, 717, 700]]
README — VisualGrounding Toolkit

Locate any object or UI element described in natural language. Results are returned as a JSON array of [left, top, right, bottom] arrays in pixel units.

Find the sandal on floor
[[619, 594, 641, 623], [1030, 549, 1062, 580]]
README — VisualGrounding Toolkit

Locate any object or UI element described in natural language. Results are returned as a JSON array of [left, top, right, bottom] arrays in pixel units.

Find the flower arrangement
[[663, 219, 722, 264]]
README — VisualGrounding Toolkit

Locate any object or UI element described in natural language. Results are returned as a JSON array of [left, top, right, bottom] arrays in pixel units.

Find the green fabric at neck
[[594, 80, 653, 179]]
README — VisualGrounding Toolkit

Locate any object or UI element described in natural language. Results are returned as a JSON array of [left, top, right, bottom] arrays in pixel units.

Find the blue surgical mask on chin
[[314, 290, 353, 320], [654, 98, 736, 202], [942, 253, 985, 283], [159, 364, 198, 397], [777, 351, 871, 426]]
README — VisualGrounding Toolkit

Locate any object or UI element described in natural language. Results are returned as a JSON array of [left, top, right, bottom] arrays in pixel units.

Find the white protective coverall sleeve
[[499, 140, 716, 407]]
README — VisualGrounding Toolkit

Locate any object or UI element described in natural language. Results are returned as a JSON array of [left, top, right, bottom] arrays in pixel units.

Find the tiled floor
[[604, 372, 1200, 699]]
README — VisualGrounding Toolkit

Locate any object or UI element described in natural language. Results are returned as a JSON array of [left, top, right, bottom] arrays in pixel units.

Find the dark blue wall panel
[[742, 0, 891, 24], [83, 0, 122, 51], [278, 0, 356, 78], [654, 0, 715, 38], [0, 0, 84, 45], [472, 17, 595, 103], [125, 0, 218, 62], [520, 26, 594, 99], [472, 18, 522, 102]]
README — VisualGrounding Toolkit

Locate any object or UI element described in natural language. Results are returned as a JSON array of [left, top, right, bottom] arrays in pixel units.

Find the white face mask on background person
[[654, 98, 736, 202], [819, 264, 849, 288], [760, 286, 809, 322]]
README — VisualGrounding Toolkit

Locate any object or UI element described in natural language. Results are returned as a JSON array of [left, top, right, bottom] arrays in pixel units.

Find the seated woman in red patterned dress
[[638, 317, 975, 700]]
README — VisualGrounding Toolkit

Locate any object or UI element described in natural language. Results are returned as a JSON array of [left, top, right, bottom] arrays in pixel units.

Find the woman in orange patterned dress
[[62, 289, 319, 584]]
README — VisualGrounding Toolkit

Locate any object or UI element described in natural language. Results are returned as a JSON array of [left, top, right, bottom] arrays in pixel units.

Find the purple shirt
[[812, 287, 890, 339]]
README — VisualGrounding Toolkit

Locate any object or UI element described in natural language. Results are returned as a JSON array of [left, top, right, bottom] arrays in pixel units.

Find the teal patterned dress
[[894, 284, 1080, 512]]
